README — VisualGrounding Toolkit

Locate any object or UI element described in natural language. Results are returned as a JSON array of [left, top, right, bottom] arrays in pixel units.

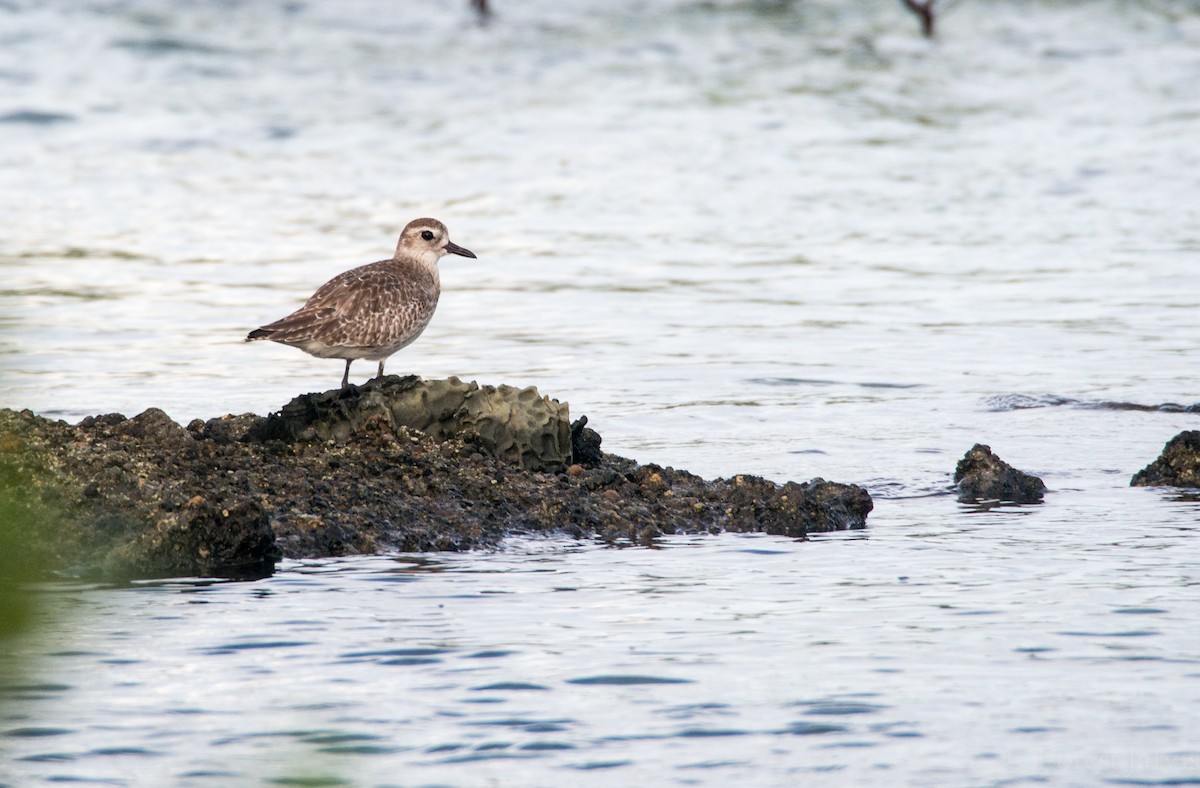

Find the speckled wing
[[249, 259, 439, 354]]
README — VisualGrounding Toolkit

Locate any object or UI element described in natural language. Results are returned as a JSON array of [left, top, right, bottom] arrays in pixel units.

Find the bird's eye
[[420, 230, 435, 241]]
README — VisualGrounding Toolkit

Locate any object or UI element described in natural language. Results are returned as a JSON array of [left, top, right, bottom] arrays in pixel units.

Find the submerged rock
[[1130, 431, 1200, 488], [954, 444, 1045, 504], [0, 377, 873, 579]]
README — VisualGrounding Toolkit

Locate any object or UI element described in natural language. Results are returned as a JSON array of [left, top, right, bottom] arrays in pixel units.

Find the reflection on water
[[2, 1, 1200, 785], [2, 521, 1198, 786]]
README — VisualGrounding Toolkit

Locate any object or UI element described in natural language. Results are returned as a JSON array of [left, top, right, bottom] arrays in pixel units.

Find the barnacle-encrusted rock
[[1131, 431, 1200, 488], [954, 443, 1045, 504], [0, 378, 874, 580]]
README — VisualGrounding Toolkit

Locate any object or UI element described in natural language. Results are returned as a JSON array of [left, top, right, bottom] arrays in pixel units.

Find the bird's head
[[395, 218, 476, 266]]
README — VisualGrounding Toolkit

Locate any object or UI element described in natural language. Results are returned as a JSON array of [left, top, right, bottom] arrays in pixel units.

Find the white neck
[[400, 247, 442, 288]]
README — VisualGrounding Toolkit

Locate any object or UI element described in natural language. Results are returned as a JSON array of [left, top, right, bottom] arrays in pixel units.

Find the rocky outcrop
[[251, 376, 570, 471], [954, 444, 1045, 504], [1130, 431, 1200, 488], [0, 377, 873, 580]]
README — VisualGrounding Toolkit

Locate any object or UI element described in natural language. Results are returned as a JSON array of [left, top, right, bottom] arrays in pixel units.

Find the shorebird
[[246, 218, 476, 389]]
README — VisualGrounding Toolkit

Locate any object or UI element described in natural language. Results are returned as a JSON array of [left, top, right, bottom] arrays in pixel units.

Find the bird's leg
[[377, 360, 385, 380], [342, 359, 352, 390]]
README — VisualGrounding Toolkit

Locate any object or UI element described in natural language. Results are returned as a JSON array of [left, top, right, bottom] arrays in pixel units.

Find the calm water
[[2, 0, 1199, 785]]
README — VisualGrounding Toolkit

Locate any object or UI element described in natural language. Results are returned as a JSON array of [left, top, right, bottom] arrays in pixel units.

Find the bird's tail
[[245, 328, 274, 342]]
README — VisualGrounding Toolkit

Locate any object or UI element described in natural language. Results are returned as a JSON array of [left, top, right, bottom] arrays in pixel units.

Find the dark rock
[[104, 497, 279, 579], [954, 444, 1045, 504], [115, 408, 197, 455], [570, 415, 603, 467], [1130, 431, 1200, 488], [0, 379, 874, 580], [78, 413, 127, 429], [780, 478, 874, 533]]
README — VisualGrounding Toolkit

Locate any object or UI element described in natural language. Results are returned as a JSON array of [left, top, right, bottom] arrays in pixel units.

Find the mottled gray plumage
[[247, 218, 476, 389]]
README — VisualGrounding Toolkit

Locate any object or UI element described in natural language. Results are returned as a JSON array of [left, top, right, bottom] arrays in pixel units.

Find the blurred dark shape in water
[[465, 0, 946, 36], [899, 0, 941, 37], [0, 430, 81, 736], [0, 465, 51, 640], [0, 459, 60, 715], [0, 110, 75, 125]]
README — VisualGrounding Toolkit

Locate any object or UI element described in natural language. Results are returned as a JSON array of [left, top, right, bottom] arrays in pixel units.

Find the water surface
[[5, 523, 1199, 786], [1, 0, 1199, 784]]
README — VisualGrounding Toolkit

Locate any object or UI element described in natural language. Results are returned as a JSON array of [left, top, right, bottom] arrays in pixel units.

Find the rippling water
[[5, 524, 1200, 786], [2, 0, 1199, 784]]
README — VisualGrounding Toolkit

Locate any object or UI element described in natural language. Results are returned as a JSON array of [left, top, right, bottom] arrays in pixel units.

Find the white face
[[397, 219, 476, 263], [406, 224, 447, 253]]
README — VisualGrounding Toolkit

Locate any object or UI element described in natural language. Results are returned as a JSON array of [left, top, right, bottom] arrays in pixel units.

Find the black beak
[[444, 241, 477, 259]]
